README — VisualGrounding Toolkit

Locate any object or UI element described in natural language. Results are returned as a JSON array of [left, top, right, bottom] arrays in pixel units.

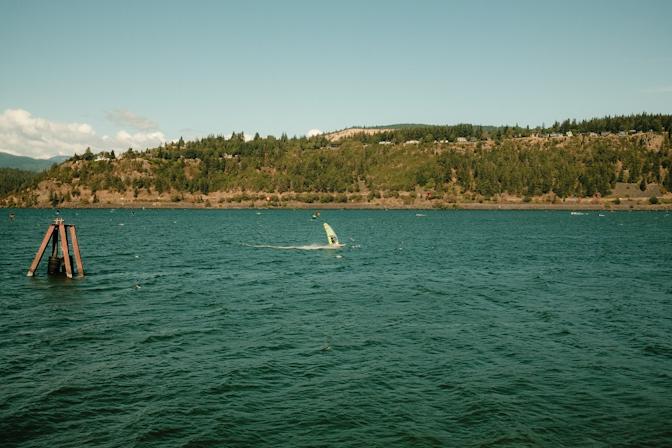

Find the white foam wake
[[245, 243, 343, 251]]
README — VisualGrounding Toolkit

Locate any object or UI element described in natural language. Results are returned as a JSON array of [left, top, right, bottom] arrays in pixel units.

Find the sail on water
[[323, 223, 341, 247], [247, 221, 344, 251]]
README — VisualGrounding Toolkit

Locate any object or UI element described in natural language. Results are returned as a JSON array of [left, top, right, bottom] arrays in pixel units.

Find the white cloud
[[0, 108, 166, 159], [306, 128, 323, 137], [106, 109, 158, 130], [115, 130, 167, 148], [0, 109, 96, 159]]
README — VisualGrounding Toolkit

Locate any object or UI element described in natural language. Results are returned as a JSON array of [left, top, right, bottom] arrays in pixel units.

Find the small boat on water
[[311, 211, 321, 220]]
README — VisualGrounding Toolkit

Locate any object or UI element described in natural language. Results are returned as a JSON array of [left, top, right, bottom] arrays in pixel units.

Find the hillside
[[0, 151, 70, 171], [2, 126, 671, 210], [324, 127, 391, 141]]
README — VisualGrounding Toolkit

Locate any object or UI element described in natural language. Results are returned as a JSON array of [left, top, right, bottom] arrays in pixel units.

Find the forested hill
[[329, 113, 671, 141], [1, 113, 671, 208], [354, 113, 672, 143], [0, 152, 69, 171]]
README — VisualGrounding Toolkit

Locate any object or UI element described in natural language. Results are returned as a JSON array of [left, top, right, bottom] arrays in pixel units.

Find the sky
[[1, 0, 671, 158]]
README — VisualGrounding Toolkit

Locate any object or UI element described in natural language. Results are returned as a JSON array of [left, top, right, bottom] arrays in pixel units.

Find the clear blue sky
[[1, 0, 671, 156]]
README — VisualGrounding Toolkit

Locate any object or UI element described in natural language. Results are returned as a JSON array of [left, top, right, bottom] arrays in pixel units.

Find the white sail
[[323, 223, 340, 246]]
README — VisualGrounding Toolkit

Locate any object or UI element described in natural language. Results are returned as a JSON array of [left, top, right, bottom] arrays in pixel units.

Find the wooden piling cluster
[[27, 218, 84, 278]]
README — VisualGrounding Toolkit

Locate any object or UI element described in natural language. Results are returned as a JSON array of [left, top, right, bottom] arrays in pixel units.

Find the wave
[[244, 243, 343, 251]]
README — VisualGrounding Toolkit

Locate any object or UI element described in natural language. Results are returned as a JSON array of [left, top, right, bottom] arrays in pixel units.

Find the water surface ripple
[[1, 209, 671, 447]]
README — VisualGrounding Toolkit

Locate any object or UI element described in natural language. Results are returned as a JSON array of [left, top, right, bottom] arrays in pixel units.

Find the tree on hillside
[[82, 147, 94, 161]]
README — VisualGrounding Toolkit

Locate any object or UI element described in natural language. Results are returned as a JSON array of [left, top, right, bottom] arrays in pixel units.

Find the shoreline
[[3, 201, 671, 211]]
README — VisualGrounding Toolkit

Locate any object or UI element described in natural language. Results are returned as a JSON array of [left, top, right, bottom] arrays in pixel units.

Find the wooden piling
[[26, 218, 85, 278], [51, 223, 59, 257], [69, 225, 84, 277], [58, 221, 73, 278], [26, 225, 56, 277]]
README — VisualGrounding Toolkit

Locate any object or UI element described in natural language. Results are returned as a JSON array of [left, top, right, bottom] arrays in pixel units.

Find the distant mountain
[[0, 151, 69, 171]]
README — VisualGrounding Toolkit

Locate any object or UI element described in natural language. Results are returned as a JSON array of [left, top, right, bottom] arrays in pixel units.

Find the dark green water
[[1, 209, 671, 447]]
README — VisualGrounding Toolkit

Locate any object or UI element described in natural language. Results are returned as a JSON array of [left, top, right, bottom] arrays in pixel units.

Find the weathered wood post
[[69, 225, 84, 276], [27, 218, 84, 278]]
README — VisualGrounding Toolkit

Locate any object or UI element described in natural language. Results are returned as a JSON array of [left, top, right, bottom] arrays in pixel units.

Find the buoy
[[27, 217, 84, 278]]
